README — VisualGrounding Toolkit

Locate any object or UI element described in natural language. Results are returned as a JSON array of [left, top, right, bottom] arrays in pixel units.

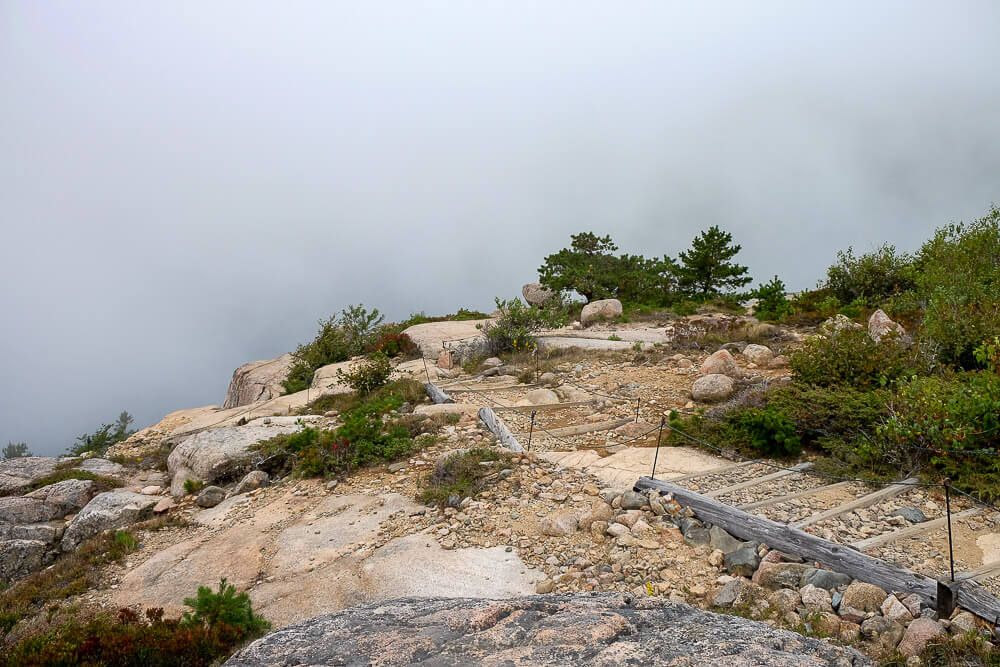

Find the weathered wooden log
[[424, 382, 455, 404], [668, 460, 759, 483], [544, 418, 632, 439], [478, 407, 524, 453], [494, 400, 600, 413], [634, 476, 1000, 621]]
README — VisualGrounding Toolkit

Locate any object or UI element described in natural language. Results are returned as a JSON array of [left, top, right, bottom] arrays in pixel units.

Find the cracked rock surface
[[225, 593, 870, 667]]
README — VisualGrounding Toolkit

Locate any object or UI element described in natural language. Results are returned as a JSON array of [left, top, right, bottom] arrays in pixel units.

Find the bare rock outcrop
[[167, 423, 301, 496], [61, 491, 159, 552], [225, 594, 869, 666], [222, 353, 295, 409], [0, 457, 60, 495]]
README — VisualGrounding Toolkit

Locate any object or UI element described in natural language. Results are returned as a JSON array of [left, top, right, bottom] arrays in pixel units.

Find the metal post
[[651, 417, 666, 479], [527, 411, 537, 451], [945, 479, 955, 582], [635, 398, 640, 423]]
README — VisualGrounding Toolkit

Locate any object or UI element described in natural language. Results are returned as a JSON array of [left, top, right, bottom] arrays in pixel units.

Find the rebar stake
[[651, 417, 666, 479]]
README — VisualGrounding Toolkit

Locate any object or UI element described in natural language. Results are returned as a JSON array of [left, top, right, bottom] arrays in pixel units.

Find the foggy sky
[[2, 2, 999, 455]]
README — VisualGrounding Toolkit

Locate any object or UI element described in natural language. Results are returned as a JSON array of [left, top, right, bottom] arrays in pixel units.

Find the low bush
[[732, 407, 802, 457], [915, 207, 1000, 368], [68, 411, 135, 456], [2, 442, 30, 459], [418, 448, 512, 507], [336, 352, 393, 394], [283, 304, 384, 393], [182, 578, 269, 636], [4, 580, 269, 667], [183, 478, 204, 495], [823, 244, 917, 305], [751, 276, 792, 322], [0, 530, 139, 634], [256, 385, 432, 478], [877, 372, 1000, 497], [790, 327, 931, 390], [478, 297, 563, 355]]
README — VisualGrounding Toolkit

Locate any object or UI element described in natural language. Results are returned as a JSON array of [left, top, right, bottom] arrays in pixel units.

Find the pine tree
[[675, 226, 752, 297]]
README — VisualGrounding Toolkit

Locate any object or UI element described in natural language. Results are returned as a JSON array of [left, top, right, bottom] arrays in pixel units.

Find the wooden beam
[[739, 481, 852, 511], [853, 508, 982, 552], [634, 476, 1000, 621], [543, 418, 632, 439], [477, 407, 524, 453], [424, 382, 454, 405], [706, 463, 813, 498], [958, 560, 1000, 583], [494, 400, 600, 413], [667, 459, 759, 483], [441, 383, 538, 393], [794, 479, 918, 529]]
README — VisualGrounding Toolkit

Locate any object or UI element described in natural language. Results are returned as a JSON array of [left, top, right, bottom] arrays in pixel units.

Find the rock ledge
[[225, 594, 869, 666]]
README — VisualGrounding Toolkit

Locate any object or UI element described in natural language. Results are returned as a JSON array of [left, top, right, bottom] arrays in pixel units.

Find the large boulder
[[25, 478, 95, 515], [0, 457, 60, 495], [517, 389, 560, 406], [225, 594, 867, 666], [868, 309, 906, 343], [0, 497, 64, 524], [699, 349, 741, 378], [0, 539, 48, 582], [223, 353, 295, 409], [692, 374, 735, 403], [167, 423, 301, 496], [402, 320, 492, 362], [76, 458, 127, 479], [820, 314, 863, 335], [742, 344, 774, 366], [580, 299, 623, 326], [61, 491, 159, 552], [522, 283, 556, 306]]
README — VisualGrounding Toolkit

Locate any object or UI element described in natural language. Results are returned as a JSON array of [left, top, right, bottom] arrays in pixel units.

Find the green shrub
[[182, 578, 270, 636], [790, 327, 930, 390], [823, 244, 916, 305], [916, 207, 1000, 368], [183, 478, 204, 495], [2, 442, 30, 459], [877, 372, 1000, 497], [256, 386, 428, 478], [478, 297, 563, 355], [283, 304, 384, 393], [975, 336, 1000, 372], [732, 407, 802, 457], [68, 411, 135, 456], [751, 276, 792, 321], [337, 352, 393, 394], [418, 448, 512, 506]]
